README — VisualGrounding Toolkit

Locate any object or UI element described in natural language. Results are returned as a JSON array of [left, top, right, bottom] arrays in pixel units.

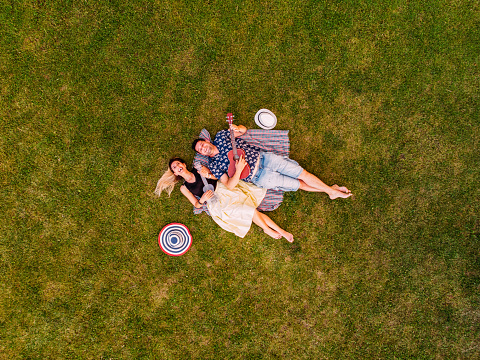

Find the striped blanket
[[193, 128, 290, 215]]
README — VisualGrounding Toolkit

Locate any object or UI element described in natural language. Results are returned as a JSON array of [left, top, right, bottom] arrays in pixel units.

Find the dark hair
[[191, 138, 204, 151], [169, 157, 186, 171]]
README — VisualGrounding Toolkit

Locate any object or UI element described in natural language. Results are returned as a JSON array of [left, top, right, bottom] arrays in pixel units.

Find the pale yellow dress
[[206, 181, 267, 238]]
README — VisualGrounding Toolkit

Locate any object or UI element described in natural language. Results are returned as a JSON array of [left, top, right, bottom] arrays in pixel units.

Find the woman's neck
[[182, 169, 196, 183]]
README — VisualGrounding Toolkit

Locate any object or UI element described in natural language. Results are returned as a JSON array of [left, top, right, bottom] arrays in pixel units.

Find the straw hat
[[254, 109, 277, 130]]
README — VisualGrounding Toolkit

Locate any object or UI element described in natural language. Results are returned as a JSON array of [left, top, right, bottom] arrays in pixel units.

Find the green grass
[[1, 0, 479, 358]]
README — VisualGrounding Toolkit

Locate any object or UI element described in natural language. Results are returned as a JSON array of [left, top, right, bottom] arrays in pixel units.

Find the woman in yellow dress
[[155, 157, 294, 242]]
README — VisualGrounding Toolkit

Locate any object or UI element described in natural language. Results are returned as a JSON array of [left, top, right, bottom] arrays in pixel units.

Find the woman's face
[[170, 161, 186, 176]]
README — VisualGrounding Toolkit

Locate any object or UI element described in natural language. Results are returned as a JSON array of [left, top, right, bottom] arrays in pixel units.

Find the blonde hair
[[154, 158, 185, 197]]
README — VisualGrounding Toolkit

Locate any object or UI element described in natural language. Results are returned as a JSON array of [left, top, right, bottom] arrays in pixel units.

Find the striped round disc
[[158, 223, 192, 256]]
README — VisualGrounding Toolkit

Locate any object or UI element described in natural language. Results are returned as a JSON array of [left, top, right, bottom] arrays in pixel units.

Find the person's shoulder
[[214, 129, 228, 139], [209, 155, 225, 171], [211, 165, 225, 178], [213, 131, 229, 149], [210, 155, 222, 165]]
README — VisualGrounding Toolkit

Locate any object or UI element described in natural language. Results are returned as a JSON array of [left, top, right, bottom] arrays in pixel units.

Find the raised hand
[[231, 124, 246, 136]]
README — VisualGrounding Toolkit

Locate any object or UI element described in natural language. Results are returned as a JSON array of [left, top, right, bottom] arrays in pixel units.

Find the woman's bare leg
[[258, 212, 294, 243], [252, 210, 282, 239]]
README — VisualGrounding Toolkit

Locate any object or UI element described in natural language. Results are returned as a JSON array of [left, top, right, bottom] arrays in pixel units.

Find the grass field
[[1, 0, 479, 358]]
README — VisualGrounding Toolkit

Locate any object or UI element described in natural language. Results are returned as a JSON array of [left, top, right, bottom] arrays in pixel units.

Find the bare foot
[[263, 227, 282, 239], [332, 184, 351, 193], [329, 184, 352, 199], [278, 229, 294, 243]]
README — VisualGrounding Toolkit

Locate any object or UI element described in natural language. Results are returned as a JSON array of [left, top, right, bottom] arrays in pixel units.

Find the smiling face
[[170, 160, 187, 176], [194, 140, 216, 157]]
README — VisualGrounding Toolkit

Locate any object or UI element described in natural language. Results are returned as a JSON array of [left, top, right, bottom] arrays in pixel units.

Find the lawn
[[1, 0, 479, 358]]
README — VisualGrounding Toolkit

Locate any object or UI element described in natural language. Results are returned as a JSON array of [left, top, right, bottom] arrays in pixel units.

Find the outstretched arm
[[219, 173, 240, 190]]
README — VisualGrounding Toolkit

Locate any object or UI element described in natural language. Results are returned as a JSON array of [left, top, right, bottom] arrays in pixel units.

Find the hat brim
[[254, 109, 277, 130]]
